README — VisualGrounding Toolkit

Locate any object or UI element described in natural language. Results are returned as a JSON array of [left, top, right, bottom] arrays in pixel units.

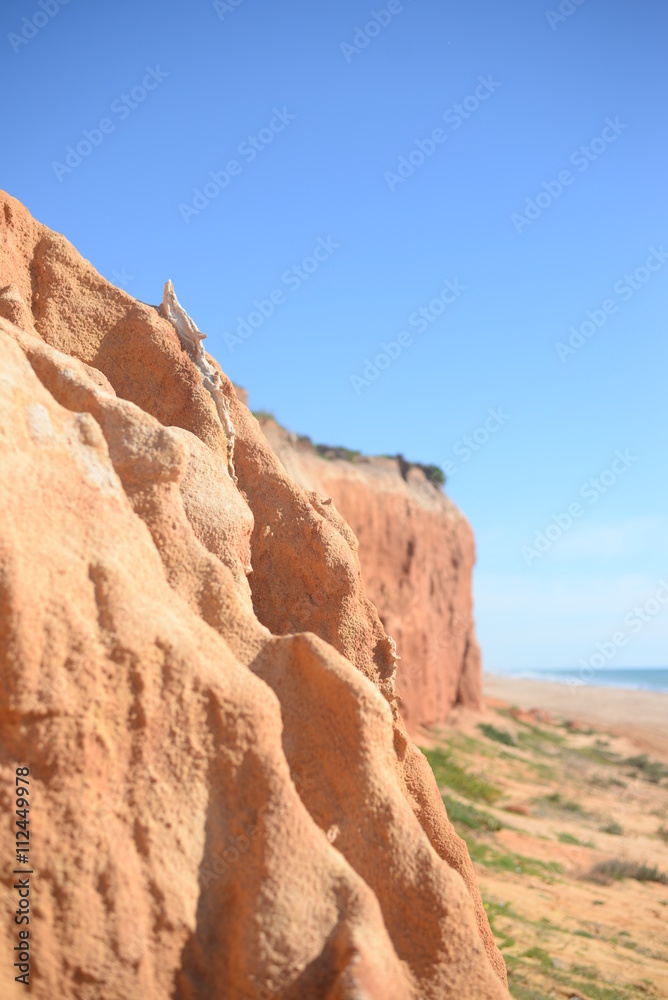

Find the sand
[[483, 674, 668, 760]]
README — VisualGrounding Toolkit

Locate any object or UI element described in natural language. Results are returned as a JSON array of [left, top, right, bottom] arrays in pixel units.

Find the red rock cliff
[[260, 421, 483, 731], [0, 191, 507, 1000]]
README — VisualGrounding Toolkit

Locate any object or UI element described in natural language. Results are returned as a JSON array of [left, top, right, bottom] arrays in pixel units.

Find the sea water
[[495, 667, 668, 693]]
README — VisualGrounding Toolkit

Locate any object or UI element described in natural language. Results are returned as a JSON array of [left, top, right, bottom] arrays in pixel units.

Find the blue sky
[[2, 0, 667, 674]]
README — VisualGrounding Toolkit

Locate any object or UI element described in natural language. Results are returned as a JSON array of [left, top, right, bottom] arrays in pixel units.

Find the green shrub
[[589, 774, 627, 789], [314, 444, 361, 463], [602, 822, 623, 836], [541, 792, 585, 814], [623, 754, 668, 782], [589, 859, 668, 885], [392, 455, 446, 488], [420, 463, 446, 487]]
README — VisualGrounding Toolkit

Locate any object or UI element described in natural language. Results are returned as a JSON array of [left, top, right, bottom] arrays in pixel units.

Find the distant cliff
[[258, 418, 483, 730]]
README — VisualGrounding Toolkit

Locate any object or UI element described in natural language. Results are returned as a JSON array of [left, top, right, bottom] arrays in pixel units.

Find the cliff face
[[260, 422, 483, 730], [0, 191, 507, 1000]]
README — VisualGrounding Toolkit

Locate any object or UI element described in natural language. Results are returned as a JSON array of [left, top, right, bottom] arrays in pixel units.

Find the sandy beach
[[418, 677, 668, 997], [483, 674, 668, 760]]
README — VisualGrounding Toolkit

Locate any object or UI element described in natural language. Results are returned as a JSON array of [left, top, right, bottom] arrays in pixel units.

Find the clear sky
[[2, 0, 666, 675]]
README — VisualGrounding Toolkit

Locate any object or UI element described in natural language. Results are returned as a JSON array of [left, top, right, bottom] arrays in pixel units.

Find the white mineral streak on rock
[[160, 280, 237, 481], [387, 635, 401, 663]]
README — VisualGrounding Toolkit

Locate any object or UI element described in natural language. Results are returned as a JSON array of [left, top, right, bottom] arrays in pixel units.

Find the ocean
[[490, 667, 668, 693]]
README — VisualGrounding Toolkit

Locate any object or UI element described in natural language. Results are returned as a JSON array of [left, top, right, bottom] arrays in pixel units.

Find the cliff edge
[[259, 420, 483, 730], [0, 191, 507, 999]]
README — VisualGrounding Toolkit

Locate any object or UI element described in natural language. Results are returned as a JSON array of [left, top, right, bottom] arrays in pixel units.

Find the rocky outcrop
[[0, 191, 507, 999], [260, 421, 483, 730]]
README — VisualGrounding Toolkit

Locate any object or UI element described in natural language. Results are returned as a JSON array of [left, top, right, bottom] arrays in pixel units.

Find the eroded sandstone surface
[[259, 421, 483, 730], [0, 191, 508, 999]]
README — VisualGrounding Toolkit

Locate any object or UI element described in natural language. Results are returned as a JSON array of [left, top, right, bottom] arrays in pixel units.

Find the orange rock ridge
[[259, 422, 483, 731], [0, 191, 508, 999]]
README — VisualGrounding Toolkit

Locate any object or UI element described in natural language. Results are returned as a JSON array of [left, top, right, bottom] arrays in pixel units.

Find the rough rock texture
[[259, 422, 483, 730], [0, 191, 508, 999]]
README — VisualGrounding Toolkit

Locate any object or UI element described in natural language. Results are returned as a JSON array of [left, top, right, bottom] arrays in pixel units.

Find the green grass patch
[[520, 760, 560, 782], [508, 985, 553, 1000], [445, 731, 494, 756], [482, 898, 516, 950], [514, 729, 567, 761], [422, 746, 502, 804], [495, 747, 559, 782], [521, 945, 551, 968], [508, 948, 634, 1000], [570, 981, 632, 1000], [441, 795, 502, 832], [601, 822, 623, 836], [483, 898, 517, 924], [467, 839, 563, 878], [478, 723, 517, 747], [519, 722, 565, 745], [572, 745, 621, 766]]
